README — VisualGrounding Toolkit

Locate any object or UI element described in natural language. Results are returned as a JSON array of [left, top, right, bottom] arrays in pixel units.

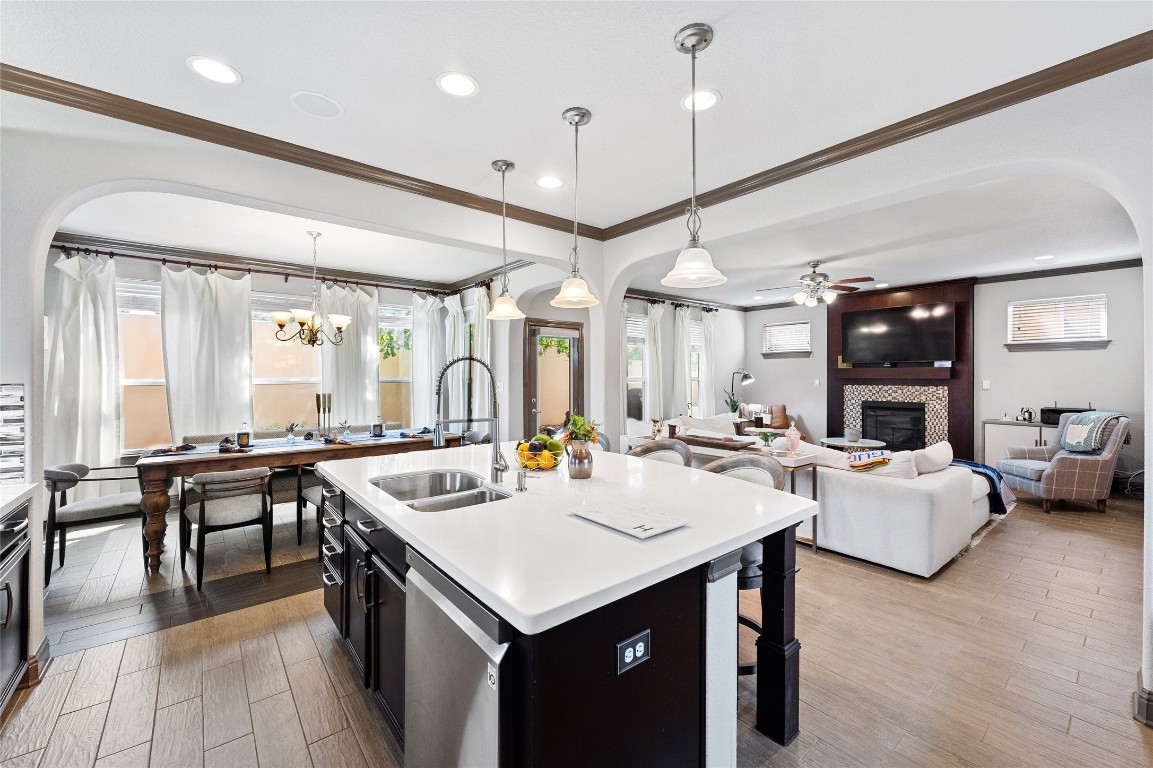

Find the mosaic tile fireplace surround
[[844, 385, 950, 446]]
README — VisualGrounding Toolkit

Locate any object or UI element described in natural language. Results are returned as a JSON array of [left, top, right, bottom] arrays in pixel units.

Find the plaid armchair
[[998, 413, 1130, 513]]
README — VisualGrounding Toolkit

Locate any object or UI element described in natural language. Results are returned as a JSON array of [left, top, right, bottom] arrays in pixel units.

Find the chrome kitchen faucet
[[433, 355, 508, 483]]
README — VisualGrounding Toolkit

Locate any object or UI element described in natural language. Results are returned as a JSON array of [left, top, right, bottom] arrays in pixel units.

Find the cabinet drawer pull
[[355, 519, 383, 533], [0, 582, 11, 629], [0, 519, 28, 535], [321, 544, 339, 558], [321, 515, 341, 529], [321, 572, 339, 587], [322, 487, 340, 499]]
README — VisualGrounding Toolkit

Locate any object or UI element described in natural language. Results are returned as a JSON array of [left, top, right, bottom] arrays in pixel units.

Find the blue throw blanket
[[951, 459, 1016, 516]]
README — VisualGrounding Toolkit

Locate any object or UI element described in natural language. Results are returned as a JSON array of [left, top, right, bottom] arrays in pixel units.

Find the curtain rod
[[624, 291, 719, 311], [50, 243, 493, 296]]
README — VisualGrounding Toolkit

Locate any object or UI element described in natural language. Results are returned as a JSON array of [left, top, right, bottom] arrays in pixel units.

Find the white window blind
[[1007, 295, 1107, 345], [626, 314, 648, 339], [762, 321, 811, 354], [689, 319, 703, 349], [115, 278, 161, 315]]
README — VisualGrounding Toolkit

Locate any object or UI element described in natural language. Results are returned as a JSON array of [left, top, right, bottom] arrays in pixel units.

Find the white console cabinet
[[982, 420, 1061, 466]]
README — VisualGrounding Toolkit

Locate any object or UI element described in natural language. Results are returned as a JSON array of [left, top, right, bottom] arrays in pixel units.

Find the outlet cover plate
[[617, 629, 651, 675]]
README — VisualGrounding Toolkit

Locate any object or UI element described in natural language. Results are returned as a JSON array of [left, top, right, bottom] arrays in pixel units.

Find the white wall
[[974, 266, 1145, 473], [742, 304, 828, 441]]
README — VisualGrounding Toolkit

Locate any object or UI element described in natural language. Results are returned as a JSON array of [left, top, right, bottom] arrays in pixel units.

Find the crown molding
[[601, 31, 1153, 239], [8, 30, 1151, 246], [4, 64, 606, 241]]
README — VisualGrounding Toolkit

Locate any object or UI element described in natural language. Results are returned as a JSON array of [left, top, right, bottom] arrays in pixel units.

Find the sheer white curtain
[[672, 305, 692, 418], [321, 283, 379, 425], [700, 310, 718, 417], [644, 302, 665, 421], [411, 293, 444, 427], [619, 301, 630, 433], [45, 255, 120, 501], [472, 285, 492, 420], [442, 294, 469, 421], [161, 267, 253, 442]]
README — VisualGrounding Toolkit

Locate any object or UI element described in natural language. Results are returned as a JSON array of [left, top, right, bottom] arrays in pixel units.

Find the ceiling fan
[[757, 261, 874, 306]]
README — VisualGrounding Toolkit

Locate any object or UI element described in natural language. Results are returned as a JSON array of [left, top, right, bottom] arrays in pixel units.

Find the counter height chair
[[626, 438, 692, 466], [180, 467, 272, 591], [43, 462, 145, 586], [700, 454, 786, 676]]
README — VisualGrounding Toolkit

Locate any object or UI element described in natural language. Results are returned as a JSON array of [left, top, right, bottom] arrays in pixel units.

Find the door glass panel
[[536, 335, 572, 434]]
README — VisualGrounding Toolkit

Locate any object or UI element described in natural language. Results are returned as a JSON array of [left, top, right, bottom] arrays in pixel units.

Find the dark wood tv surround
[[826, 279, 976, 460]]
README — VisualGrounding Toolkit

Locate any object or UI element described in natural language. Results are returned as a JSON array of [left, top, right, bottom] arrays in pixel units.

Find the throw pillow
[[913, 441, 953, 474], [771, 437, 850, 470], [768, 404, 789, 429], [863, 451, 919, 479]]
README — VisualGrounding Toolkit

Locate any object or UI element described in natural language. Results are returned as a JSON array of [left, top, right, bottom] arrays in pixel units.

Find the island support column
[[755, 524, 800, 745]]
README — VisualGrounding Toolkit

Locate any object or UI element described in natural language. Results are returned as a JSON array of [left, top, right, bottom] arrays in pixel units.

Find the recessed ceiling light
[[875, 283, 890, 288], [186, 56, 242, 84], [290, 91, 344, 119], [437, 72, 478, 97], [681, 89, 720, 111], [536, 176, 564, 189], [1034, 254, 1055, 261]]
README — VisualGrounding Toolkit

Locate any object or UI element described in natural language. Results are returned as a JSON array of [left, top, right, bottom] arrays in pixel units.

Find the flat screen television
[[842, 302, 956, 364]]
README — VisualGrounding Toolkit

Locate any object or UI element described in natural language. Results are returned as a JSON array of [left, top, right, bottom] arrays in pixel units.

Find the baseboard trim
[[17, 637, 51, 690], [1133, 671, 1153, 727]]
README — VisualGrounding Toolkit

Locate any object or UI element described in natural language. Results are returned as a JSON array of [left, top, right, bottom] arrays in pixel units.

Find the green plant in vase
[[723, 388, 740, 413], [758, 431, 781, 449], [339, 420, 351, 440], [564, 413, 601, 479], [285, 422, 298, 444]]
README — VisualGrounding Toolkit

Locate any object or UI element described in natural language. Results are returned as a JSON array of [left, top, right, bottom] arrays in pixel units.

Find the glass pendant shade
[[487, 290, 526, 320], [804, 296, 818, 308], [292, 308, 316, 326], [822, 290, 837, 304], [661, 242, 727, 288], [328, 314, 352, 331], [270, 310, 294, 328], [792, 292, 807, 305], [550, 276, 600, 309]]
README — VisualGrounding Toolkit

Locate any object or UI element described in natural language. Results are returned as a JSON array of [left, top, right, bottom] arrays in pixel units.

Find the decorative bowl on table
[[515, 436, 565, 471]]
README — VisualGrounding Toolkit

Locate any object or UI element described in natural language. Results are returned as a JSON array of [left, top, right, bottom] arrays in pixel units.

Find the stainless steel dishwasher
[[405, 547, 512, 768]]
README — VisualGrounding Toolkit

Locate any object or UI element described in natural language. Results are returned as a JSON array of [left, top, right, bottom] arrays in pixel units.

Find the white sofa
[[792, 463, 991, 578]]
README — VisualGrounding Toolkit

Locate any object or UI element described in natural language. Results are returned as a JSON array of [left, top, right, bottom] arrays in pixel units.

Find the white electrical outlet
[[982, 380, 991, 390], [814, 378, 820, 387]]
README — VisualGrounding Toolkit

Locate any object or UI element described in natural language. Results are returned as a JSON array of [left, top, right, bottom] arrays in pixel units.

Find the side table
[[774, 453, 819, 553]]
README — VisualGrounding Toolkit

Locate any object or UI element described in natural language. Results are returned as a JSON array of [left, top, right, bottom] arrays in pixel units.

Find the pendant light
[[550, 107, 600, 308], [662, 23, 727, 289], [486, 159, 526, 320]]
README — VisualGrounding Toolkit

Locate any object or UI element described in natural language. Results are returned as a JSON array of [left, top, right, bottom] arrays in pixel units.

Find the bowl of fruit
[[515, 435, 565, 471]]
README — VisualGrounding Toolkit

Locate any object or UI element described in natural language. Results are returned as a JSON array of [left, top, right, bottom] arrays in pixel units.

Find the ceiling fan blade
[[755, 285, 801, 292], [827, 285, 860, 293], [831, 277, 874, 284]]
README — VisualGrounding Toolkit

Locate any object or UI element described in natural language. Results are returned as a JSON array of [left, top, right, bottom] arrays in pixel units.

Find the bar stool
[[625, 438, 692, 466]]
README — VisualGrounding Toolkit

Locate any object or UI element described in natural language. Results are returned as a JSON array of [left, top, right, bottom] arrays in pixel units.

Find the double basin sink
[[371, 470, 511, 512]]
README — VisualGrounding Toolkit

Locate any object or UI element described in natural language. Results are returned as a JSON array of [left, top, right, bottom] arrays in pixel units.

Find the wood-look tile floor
[[45, 504, 320, 613], [5, 494, 1150, 767]]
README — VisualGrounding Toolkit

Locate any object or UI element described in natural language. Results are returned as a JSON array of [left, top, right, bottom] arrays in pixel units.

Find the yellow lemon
[[537, 451, 556, 470]]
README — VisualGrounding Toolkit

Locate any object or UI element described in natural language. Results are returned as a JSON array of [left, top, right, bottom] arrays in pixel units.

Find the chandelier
[[271, 231, 350, 346]]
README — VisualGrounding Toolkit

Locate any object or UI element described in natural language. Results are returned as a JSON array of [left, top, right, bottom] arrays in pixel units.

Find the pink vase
[[785, 422, 801, 453]]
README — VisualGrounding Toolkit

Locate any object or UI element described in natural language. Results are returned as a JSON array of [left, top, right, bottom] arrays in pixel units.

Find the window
[[762, 321, 812, 355], [1007, 294, 1109, 349], [251, 291, 321, 431], [689, 318, 703, 413], [117, 278, 171, 449], [378, 304, 413, 426], [625, 313, 647, 427]]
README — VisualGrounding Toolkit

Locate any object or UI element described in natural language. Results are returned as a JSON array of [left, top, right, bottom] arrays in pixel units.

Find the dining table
[[133, 431, 461, 572]]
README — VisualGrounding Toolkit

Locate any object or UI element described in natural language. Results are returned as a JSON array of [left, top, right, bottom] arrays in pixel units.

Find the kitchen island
[[317, 443, 816, 767]]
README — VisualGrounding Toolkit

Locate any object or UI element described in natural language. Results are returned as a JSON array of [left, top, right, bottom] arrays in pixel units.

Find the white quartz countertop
[[0, 484, 37, 518], [318, 443, 816, 635]]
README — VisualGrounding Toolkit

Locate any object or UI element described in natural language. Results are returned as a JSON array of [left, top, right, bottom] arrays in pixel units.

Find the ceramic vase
[[567, 440, 594, 479], [785, 421, 801, 453]]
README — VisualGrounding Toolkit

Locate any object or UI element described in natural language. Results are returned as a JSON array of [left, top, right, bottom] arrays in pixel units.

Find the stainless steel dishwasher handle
[[356, 519, 383, 533]]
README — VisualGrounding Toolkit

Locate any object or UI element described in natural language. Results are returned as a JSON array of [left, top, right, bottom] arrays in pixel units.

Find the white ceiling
[[58, 192, 503, 283], [627, 176, 1141, 306], [3, 1, 1149, 227]]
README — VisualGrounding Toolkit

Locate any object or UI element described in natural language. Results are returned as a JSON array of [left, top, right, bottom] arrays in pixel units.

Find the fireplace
[[862, 401, 927, 452]]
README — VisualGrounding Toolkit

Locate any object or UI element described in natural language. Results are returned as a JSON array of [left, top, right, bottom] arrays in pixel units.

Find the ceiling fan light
[[822, 291, 837, 304], [792, 291, 807, 305], [550, 276, 600, 308], [804, 296, 818, 308], [661, 243, 727, 288], [487, 291, 526, 320]]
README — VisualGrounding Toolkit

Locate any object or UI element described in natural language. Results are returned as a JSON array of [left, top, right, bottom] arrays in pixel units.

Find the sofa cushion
[[998, 458, 1048, 481], [970, 474, 988, 503], [913, 441, 953, 474], [862, 451, 918, 479], [771, 438, 850, 470]]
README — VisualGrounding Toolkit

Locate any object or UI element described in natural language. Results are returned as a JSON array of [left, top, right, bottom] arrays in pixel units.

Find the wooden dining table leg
[[140, 466, 171, 572]]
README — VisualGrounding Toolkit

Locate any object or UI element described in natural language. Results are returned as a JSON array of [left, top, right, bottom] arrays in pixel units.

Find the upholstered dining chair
[[998, 413, 1131, 513], [626, 438, 692, 466], [699, 454, 786, 676], [180, 467, 272, 590], [43, 462, 144, 586]]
